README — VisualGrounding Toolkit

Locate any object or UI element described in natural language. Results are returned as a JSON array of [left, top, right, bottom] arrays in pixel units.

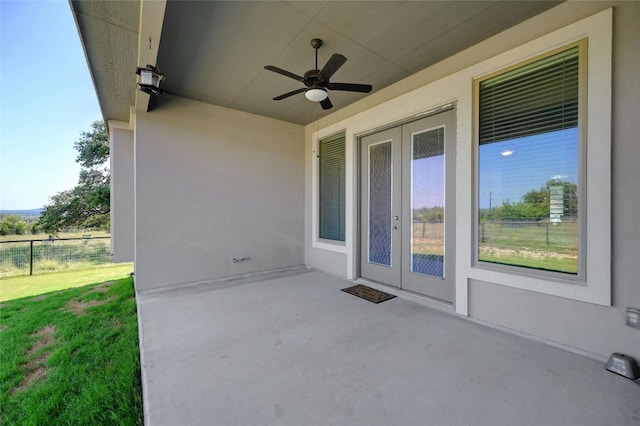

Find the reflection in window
[[412, 127, 445, 278], [476, 44, 582, 274]]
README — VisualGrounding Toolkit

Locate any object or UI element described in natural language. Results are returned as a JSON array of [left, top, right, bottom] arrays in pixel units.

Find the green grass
[[0, 264, 133, 302], [479, 221, 578, 249], [0, 276, 143, 425], [480, 254, 578, 274], [478, 220, 578, 273]]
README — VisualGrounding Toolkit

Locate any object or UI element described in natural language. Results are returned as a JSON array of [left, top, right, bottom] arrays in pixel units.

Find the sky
[[0, 0, 102, 210], [478, 128, 578, 209], [410, 127, 578, 211]]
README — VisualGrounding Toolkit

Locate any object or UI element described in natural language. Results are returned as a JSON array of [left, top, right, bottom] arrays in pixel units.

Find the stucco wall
[[469, 1, 640, 360], [134, 96, 304, 290], [304, 1, 639, 360], [109, 127, 134, 263]]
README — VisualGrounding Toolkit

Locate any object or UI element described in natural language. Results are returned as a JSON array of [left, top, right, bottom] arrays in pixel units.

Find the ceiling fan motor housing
[[303, 70, 322, 86]]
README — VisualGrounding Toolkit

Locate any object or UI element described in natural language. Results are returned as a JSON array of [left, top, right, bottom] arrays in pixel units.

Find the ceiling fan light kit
[[265, 38, 372, 110], [305, 88, 328, 102]]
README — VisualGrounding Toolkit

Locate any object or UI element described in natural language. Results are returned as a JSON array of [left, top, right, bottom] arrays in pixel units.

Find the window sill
[[313, 238, 348, 254], [474, 260, 584, 284], [468, 263, 609, 307]]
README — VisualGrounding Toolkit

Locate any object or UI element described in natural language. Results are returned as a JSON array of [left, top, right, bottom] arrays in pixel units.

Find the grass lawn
[[0, 264, 133, 302], [0, 275, 142, 425]]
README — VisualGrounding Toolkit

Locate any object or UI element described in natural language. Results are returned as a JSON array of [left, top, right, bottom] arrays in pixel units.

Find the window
[[319, 132, 345, 241], [475, 41, 585, 276]]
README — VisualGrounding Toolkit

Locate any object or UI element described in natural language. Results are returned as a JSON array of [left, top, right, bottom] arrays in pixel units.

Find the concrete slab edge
[[136, 265, 310, 298], [133, 277, 152, 425]]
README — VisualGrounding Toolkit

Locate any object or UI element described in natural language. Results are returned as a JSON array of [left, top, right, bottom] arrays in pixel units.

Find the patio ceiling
[[73, 1, 562, 126]]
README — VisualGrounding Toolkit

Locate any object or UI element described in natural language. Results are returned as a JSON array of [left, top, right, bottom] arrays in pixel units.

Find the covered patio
[[69, 1, 640, 423], [137, 268, 639, 425]]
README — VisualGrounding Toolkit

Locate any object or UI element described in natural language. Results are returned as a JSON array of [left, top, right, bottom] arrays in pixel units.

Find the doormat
[[341, 284, 397, 304]]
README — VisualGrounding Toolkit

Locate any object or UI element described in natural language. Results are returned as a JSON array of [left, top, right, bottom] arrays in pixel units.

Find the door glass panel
[[411, 127, 445, 277], [369, 141, 392, 266]]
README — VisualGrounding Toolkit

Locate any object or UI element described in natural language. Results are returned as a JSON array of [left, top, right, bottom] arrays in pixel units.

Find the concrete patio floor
[[137, 268, 640, 426]]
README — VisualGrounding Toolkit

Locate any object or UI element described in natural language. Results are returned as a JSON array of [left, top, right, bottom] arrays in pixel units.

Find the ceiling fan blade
[[273, 87, 307, 101], [317, 54, 347, 82], [264, 65, 306, 83], [327, 82, 373, 93], [320, 97, 333, 110]]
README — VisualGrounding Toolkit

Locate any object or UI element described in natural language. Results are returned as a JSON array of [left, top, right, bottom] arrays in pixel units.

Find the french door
[[360, 109, 455, 303]]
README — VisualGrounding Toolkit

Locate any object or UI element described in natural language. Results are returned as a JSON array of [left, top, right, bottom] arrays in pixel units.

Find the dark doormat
[[341, 284, 397, 304]]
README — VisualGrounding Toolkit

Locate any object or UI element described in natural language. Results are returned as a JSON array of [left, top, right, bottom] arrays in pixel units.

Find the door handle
[[394, 216, 399, 221]]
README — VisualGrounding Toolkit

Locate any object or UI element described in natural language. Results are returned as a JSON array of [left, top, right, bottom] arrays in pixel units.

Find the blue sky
[[1, 0, 102, 210], [478, 128, 578, 209], [413, 155, 444, 209]]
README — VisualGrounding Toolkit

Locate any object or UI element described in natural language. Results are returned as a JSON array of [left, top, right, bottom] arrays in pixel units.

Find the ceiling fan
[[264, 38, 373, 110]]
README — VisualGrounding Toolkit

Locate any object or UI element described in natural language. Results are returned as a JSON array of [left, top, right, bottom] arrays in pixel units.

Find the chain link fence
[[0, 236, 112, 277]]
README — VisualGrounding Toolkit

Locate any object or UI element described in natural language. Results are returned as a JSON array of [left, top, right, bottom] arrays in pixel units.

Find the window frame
[[472, 40, 588, 282]]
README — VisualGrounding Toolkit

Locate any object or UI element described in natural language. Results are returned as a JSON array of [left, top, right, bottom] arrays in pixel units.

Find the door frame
[[355, 103, 456, 304]]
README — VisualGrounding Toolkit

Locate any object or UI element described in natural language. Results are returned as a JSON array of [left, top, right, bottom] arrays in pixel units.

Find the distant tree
[[414, 206, 444, 223], [522, 180, 578, 218], [40, 121, 110, 232], [29, 220, 42, 235], [486, 180, 578, 222], [0, 214, 28, 236]]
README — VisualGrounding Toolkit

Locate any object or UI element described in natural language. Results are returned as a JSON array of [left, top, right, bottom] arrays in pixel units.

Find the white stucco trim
[[307, 9, 612, 312], [134, 0, 167, 113], [108, 126, 135, 263], [108, 120, 132, 131], [462, 9, 612, 308]]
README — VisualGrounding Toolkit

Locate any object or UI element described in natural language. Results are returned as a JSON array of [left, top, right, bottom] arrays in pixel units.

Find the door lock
[[393, 225, 399, 230]]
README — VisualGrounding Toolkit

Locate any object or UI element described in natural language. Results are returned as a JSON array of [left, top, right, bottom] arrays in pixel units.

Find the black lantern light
[[136, 65, 165, 96]]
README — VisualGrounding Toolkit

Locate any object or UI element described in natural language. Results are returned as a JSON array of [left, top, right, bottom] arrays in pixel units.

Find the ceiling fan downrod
[[311, 38, 323, 71]]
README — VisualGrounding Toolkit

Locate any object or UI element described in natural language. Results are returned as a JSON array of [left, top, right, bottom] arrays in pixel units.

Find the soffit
[[70, 0, 139, 122], [72, 1, 562, 125]]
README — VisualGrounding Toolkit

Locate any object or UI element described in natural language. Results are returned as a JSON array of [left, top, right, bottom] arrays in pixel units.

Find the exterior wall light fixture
[[136, 65, 165, 95]]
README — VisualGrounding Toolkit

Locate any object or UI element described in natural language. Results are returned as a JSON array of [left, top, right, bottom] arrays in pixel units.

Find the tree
[[414, 206, 444, 223], [485, 180, 578, 222], [29, 219, 42, 235], [74, 121, 109, 168], [39, 121, 110, 231], [0, 214, 28, 236], [522, 180, 578, 219]]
